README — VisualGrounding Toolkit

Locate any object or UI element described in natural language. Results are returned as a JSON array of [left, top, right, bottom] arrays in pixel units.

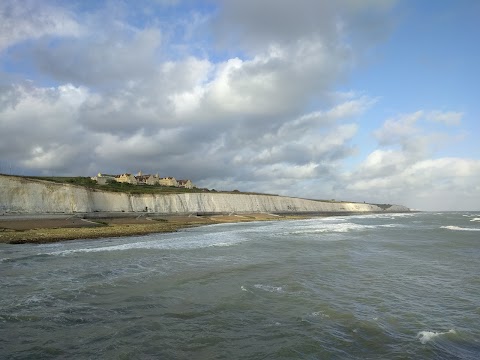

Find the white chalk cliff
[[0, 175, 409, 214]]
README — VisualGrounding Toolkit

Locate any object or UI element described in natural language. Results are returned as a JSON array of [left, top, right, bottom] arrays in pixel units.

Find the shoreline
[[0, 211, 413, 244], [0, 213, 314, 244]]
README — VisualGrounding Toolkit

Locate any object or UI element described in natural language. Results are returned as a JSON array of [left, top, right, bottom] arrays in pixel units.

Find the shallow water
[[1, 212, 479, 359]]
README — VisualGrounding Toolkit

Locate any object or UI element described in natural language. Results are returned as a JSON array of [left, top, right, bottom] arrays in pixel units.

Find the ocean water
[[1, 212, 479, 359]]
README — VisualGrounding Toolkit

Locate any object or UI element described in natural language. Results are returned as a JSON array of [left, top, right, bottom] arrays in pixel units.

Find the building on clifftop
[[177, 179, 194, 189], [135, 172, 160, 185], [91, 173, 116, 185], [158, 177, 178, 187], [114, 173, 137, 184]]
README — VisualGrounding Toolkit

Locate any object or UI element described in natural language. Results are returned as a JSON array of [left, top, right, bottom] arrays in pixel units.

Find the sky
[[0, 0, 479, 211]]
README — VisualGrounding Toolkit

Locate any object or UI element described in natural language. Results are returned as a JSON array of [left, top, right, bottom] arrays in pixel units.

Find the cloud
[[0, 1, 394, 184], [426, 111, 463, 126], [213, 0, 395, 53], [345, 156, 480, 211], [4, 1, 477, 210], [151, 0, 180, 5], [0, 0, 81, 52], [343, 111, 478, 210], [373, 111, 423, 147], [0, 83, 93, 174], [32, 27, 163, 88], [373, 110, 465, 155]]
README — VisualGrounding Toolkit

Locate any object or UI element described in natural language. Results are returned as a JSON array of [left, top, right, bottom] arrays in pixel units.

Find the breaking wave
[[253, 284, 284, 293], [42, 232, 247, 256], [285, 222, 403, 235], [417, 329, 456, 344], [440, 226, 480, 232]]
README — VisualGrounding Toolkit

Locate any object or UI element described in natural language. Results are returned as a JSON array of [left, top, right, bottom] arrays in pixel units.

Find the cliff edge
[[0, 175, 410, 214]]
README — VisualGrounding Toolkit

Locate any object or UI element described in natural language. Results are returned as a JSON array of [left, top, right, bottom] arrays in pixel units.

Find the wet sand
[[0, 213, 311, 244]]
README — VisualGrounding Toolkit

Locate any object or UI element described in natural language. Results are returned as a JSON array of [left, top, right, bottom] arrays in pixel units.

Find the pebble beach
[[0, 213, 309, 244]]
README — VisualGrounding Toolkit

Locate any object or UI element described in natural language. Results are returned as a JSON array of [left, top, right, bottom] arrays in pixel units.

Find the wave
[[347, 213, 415, 221], [310, 311, 329, 318], [284, 222, 403, 235], [470, 218, 480, 222], [440, 226, 480, 232], [307, 217, 347, 222], [384, 212, 416, 217], [417, 329, 456, 344], [290, 223, 373, 234], [42, 232, 247, 256], [253, 284, 284, 293]]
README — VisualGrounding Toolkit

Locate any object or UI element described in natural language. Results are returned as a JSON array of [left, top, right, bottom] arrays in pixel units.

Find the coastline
[[0, 213, 313, 244]]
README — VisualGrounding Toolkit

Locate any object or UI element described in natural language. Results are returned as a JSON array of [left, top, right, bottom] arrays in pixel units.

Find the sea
[[1, 212, 479, 359]]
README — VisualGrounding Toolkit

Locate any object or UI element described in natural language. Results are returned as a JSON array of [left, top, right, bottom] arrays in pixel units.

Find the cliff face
[[0, 175, 410, 214]]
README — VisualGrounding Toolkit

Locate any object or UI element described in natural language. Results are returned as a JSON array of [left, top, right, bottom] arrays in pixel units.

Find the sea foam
[[440, 226, 480, 232], [417, 329, 456, 344], [285, 222, 375, 235], [284, 221, 403, 236], [253, 284, 284, 293], [43, 231, 247, 256]]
